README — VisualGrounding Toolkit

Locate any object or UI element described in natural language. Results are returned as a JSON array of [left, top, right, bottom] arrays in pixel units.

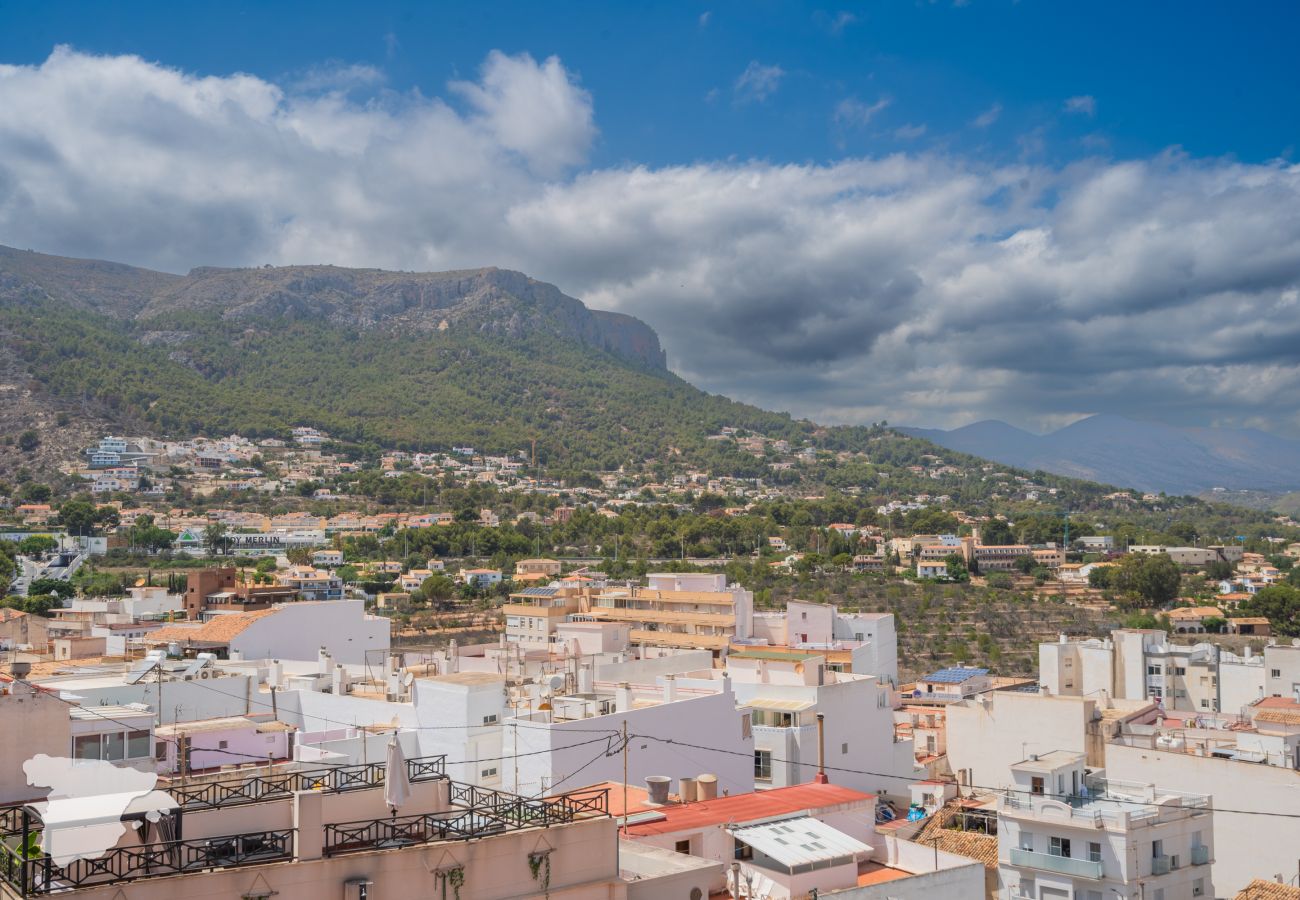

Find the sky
[[1, 1, 1299, 436]]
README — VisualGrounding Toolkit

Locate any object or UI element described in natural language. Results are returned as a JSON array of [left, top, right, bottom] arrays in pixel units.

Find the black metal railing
[[323, 784, 611, 857], [0, 805, 22, 840], [166, 754, 446, 811], [2, 829, 294, 895]]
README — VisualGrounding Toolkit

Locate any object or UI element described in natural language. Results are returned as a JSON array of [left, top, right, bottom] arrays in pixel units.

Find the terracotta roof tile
[[1236, 880, 1300, 900], [145, 608, 282, 645]]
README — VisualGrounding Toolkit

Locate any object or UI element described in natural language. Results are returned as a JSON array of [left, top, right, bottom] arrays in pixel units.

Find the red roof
[[615, 782, 874, 836]]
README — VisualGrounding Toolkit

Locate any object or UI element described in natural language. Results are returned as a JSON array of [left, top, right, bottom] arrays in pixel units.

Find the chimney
[[814, 713, 829, 783], [318, 646, 331, 673], [267, 659, 283, 689], [645, 775, 671, 805], [663, 674, 678, 703], [616, 682, 634, 714], [333, 663, 350, 695], [578, 664, 594, 694]]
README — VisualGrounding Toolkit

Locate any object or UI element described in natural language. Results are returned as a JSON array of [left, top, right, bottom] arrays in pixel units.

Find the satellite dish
[[546, 674, 565, 692], [403, 672, 415, 687]]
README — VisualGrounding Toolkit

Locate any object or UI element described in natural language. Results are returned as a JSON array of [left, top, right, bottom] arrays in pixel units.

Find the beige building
[[579, 573, 753, 654]]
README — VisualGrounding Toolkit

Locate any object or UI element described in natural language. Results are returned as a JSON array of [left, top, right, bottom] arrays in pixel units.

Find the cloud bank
[[2, 48, 1300, 435]]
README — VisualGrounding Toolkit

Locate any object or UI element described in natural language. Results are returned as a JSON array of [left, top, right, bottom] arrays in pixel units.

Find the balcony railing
[[1009, 848, 1103, 879], [166, 754, 446, 811], [1152, 854, 1171, 876], [2, 829, 294, 895], [324, 785, 610, 856], [1191, 845, 1211, 866]]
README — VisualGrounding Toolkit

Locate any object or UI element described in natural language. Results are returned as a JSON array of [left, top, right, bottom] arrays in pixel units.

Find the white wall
[[1106, 741, 1300, 896], [231, 600, 389, 665], [946, 692, 1097, 791], [506, 689, 753, 798], [53, 674, 256, 725]]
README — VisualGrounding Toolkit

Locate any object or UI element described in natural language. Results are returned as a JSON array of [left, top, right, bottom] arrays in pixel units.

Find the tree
[[28, 578, 74, 600], [1113, 553, 1182, 607], [979, 519, 1015, 546], [1012, 555, 1037, 574], [1204, 560, 1235, 582], [18, 535, 57, 556], [58, 500, 98, 536], [203, 523, 229, 556], [19, 483, 51, 503], [1088, 565, 1115, 589], [17, 430, 39, 453], [129, 516, 176, 553], [942, 553, 969, 582], [986, 572, 1014, 590], [1241, 585, 1300, 637], [419, 574, 457, 607], [1, 594, 59, 617]]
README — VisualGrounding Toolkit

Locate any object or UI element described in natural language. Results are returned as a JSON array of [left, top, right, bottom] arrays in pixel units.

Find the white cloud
[[1064, 94, 1096, 116], [894, 123, 927, 140], [698, 10, 711, 27], [733, 60, 785, 103], [4, 49, 1300, 434], [829, 11, 858, 34], [449, 50, 596, 175], [972, 102, 1001, 128], [834, 96, 890, 127]]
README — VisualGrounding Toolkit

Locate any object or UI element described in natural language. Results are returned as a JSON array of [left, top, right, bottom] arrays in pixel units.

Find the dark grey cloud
[[2, 48, 1300, 436]]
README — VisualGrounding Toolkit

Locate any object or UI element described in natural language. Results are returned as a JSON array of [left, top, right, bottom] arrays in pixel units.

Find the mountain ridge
[[903, 415, 1300, 495]]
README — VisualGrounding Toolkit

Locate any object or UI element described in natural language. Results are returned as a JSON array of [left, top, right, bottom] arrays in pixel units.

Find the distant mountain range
[[902, 415, 1300, 496]]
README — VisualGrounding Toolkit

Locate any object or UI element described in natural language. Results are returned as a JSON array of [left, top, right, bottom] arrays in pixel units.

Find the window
[[1088, 842, 1101, 863], [1193, 878, 1205, 897], [1049, 836, 1071, 858], [733, 838, 753, 861], [754, 749, 772, 782], [1175, 666, 1186, 676], [1147, 665, 1161, 676], [1200, 699, 1210, 709], [102, 732, 125, 761], [1272, 668, 1282, 678], [1151, 839, 1163, 858], [841, 742, 848, 755], [482, 714, 498, 725], [217, 740, 229, 750], [481, 767, 497, 778], [127, 730, 150, 759], [675, 839, 691, 855], [1030, 776, 1045, 796], [73, 734, 102, 760], [155, 741, 167, 761]]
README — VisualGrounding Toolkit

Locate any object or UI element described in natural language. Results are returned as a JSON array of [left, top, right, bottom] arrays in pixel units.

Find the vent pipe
[[815, 713, 829, 783]]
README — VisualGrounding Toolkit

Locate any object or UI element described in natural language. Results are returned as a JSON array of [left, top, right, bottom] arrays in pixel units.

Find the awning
[[729, 816, 871, 868], [744, 698, 816, 713]]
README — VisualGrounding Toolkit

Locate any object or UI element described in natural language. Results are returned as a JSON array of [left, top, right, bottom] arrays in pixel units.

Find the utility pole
[[621, 720, 629, 834]]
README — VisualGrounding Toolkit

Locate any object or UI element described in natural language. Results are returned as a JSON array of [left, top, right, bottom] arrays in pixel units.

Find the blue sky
[[3, 1, 1295, 170], [1, 2, 1299, 435]]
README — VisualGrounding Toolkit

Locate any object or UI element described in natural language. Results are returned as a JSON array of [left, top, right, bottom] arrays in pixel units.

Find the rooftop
[[616, 782, 874, 836], [923, 666, 989, 684]]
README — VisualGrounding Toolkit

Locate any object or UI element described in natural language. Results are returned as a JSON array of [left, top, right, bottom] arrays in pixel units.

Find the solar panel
[[521, 586, 559, 597], [123, 650, 166, 685]]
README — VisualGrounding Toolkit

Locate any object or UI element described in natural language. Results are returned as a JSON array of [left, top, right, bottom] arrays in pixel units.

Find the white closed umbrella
[[385, 734, 411, 813]]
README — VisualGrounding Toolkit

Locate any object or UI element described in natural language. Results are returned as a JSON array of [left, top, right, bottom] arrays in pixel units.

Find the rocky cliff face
[[0, 247, 668, 370]]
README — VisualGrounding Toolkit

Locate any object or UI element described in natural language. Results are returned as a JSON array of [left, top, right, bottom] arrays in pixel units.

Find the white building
[[1040, 630, 1269, 714], [999, 750, 1214, 900], [744, 600, 899, 686], [676, 651, 918, 801]]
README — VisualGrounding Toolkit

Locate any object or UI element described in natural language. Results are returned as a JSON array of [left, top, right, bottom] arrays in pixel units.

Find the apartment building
[[999, 751, 1214, 900], [1040, 630, 1270, 714], [581, 573, 754, 654], [743, 600, 899, 685], [502, 585, 583, 648]]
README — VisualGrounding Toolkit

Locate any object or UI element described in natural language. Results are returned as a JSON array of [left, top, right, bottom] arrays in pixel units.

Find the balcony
[[0, 777, 610, 896], [1009, 848, 1103, 879], [1152, 854, 1171, 876], [1192, 845, 1211, 866]]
